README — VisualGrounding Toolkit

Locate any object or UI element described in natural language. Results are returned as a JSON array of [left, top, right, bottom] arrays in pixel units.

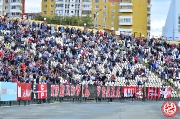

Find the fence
[[0, 82, 178, 107]]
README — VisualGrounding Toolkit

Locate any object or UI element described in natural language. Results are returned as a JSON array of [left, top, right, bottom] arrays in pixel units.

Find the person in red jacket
[[134, 56, 138, 63], [21, 63, 26, 70]]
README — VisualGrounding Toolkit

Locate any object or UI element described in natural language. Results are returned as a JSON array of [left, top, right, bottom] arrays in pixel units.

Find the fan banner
[[122, 86, 136, 98], [17, 83, 32, 101], [96, 86, 121, 98], [135, 85, 143, 99], [161, 87, 172, 99], [146, 87, 160, 99]]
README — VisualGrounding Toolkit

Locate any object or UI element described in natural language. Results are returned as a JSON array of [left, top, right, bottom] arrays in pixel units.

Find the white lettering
[[18, 86, 21, 97], [41, 85, 44, 91], [41, 93, 44, 98], [7, 89, 16, 95]]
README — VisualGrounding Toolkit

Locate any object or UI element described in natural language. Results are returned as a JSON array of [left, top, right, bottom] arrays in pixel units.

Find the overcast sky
[[25, 0, 171, 37]]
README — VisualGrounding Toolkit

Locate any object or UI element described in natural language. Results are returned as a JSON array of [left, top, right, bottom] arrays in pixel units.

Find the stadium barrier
[[0, 82, 176, 107]]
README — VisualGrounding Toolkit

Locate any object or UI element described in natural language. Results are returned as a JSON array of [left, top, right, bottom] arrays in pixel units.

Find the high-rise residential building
[[162, 0, 180, 41], [118, 0, 151, 37], [41, 0, 56, 17], [92, 0, 119, 31], [0, 0, 22, 18], [92, 0, 151, 37], [41, 0, 92, 17]]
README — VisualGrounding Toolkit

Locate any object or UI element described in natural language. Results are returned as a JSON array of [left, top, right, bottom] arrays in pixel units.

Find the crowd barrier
[[0, 82, 176, 107]]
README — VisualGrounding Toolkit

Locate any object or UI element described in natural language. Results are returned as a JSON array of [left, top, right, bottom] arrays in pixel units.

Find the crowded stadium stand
[[0, 17, 179, 98]]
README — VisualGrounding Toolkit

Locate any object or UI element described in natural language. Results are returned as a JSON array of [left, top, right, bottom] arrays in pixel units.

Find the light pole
[[84, 23, 86, 30]]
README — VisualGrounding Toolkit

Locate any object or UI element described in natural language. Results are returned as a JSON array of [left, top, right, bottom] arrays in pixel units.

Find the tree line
[[34, 15, 93, 28]]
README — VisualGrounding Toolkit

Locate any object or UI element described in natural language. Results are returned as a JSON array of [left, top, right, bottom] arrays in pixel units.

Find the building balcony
[[147, 11, 151, 15], [148, 4, 151, 8], [56, 1, 63, 3], [147, 26, 151, 30], [119, 16, 132, 25], [119, 0, 132, 6], [11, 15, 21, 18], [119, 9, 132, 12], [118, 28, 132, 34], [82, 7, 91, 10], [119, 22, 132, 25], [10, 9, 21, 13], [10, 2, 22, 6], [81, 14, 87, 17]]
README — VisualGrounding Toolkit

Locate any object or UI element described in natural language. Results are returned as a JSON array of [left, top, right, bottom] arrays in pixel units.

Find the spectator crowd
[[0, 16, 180, 91]]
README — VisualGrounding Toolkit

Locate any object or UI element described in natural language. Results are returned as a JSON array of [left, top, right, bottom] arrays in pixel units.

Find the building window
[[94, 18, 98, 22], [111, 21, 114, 25], [120, 18, 132, 23], [103, 18, 106, 21], [112, 2, 115, 6], [111, 27, 114, 30], [95, 12, 99, 15], [111, 15, 114, 18], [44, 0, 47, 2], [120, 5, 132, 9], [103, 6, 106, 9], [5, 0, 8, 3], [103, 12, 106, 15], [50, 11, 54, 14], [44, 5, 47, 8], [44, 11, 47, 14], [51, 5, 54, 8], [94, 0, 99, 2], [11, 6, 16, 9], [111, 9, 115, 12], [179, 16, 180, 24], [94, 24, 98, 28], [94, 6, 99, 9], [5, 6, 8, 10], [56, 4, 63, 7], [104, 0, 106, 2], [51, 0, 54, 1], [103, 24, 106, 28], [71, 11, 73, 13], [11, 0, 17, 2]]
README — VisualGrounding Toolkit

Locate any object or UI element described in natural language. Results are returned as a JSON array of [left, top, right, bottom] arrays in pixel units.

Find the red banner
[[161, 87, 172, 98], [122, 86, 136, 98], [38, 84, 47, 99], [17, 83, 32, 100], [147, 87, 160, 99], [135, 86, 143, 99]]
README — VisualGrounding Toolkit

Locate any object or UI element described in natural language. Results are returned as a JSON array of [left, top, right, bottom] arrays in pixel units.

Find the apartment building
[[41, 0, 55, 16], [92, 0, 119, 31], [41, 0, 91, 17], [92, 0, 151, 37], [162, 0, 180, 41], [0, 0, 22, 18], [118, 0, 151, 37]]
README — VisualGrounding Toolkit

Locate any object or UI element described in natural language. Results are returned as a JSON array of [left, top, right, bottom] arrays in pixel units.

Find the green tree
[[34, 15, 93, 28]]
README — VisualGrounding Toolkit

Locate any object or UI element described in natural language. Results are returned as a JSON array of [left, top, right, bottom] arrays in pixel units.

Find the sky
[[25, 0, 171, 37]]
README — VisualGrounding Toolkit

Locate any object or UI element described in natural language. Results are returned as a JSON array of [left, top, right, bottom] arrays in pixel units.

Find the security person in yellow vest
[[170, 78, 173, 87]]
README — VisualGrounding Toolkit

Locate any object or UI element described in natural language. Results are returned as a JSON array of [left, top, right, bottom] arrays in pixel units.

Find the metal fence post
[[59, 98, 62, 103], [9, 101, 12, 106], [19, 100, 21, 106], [24, 100, 26, 106]]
